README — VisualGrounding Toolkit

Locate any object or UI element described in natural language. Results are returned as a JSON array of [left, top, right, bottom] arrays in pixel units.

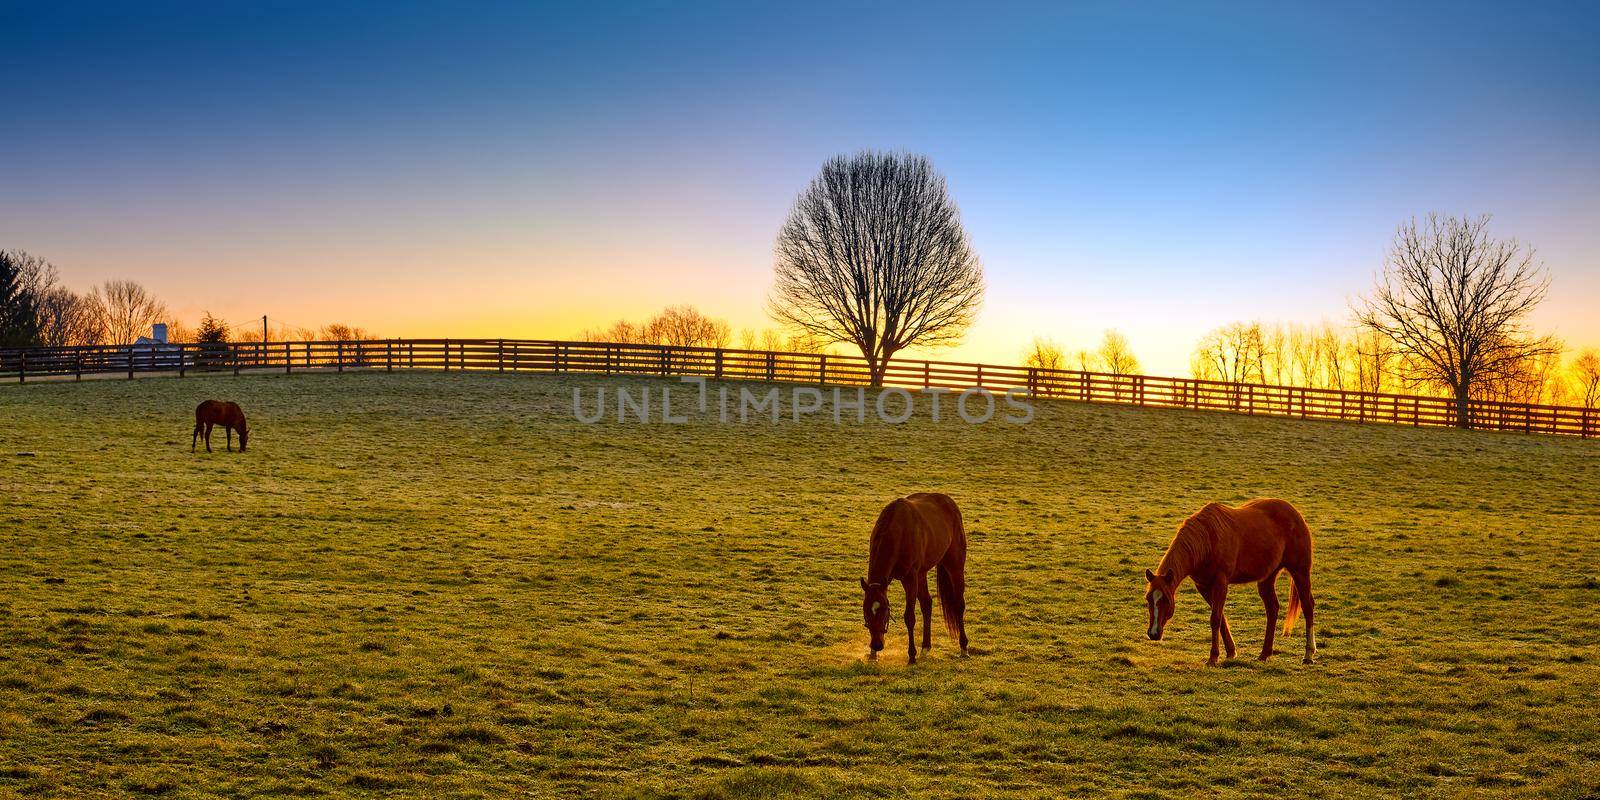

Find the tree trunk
[[859, 346, 888, 388], [1454, 383, 1473, 429]]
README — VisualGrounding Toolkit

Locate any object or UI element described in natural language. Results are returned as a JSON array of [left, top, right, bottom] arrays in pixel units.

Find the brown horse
[[192, 400, 249, 453], [1143, 498, 1315, 665], [860, 493, 969, 664]]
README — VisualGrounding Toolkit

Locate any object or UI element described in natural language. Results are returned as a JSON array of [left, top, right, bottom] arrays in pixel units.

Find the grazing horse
[[860, 493, 969, 664], [1143, 498, 1315, 665], [192, 400, 249, 453]]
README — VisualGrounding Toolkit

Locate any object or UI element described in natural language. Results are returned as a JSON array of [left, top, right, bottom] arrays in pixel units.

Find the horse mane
[[865, 499, 912, 586], [1157, 503, 1233, 581]]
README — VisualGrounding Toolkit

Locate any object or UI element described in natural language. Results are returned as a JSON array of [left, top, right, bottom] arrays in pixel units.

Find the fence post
[[337, 341, 345, 373], [819, 354, 826, 384], [178, 346, 186, 378], [1027, 367, 1037, 396], [18, 351, 24, 383], [715, 349, 723, 379], [386, 340, 393, 372], [976, 364, 983, 388], [512, 341, 519, 371], [923, 362, 930, 389], [75, 351, 82, 381], [498, 340, 505, 373], [766, 352, 775, 381]]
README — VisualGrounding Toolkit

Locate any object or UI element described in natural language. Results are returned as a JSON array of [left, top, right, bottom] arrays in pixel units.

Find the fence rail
[[2, 338, 1595, 438]]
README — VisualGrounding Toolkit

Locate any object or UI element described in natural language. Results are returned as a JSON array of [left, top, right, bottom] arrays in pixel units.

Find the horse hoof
[[1303, 657, 1314, 665]]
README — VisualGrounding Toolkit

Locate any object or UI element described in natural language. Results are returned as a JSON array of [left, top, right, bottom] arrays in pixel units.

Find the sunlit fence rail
[[2, 338, 1596, 438]]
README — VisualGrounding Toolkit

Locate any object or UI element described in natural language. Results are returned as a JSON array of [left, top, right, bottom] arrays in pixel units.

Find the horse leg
[[192, 423, 201, 452], [918, 572, 933, 653], [1293, 567, 1316, 663], [1220, 606, 1237, 660], [1257, 574, 1280, 660], [204, 423, 214, 453], [226, 426, 233, 452], [1205, 583, 1229, 665], [902, 579, 919, 664]]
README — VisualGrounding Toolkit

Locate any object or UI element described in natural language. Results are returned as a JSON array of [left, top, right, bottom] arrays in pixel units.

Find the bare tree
[[770, 151, 984, 386], [87, 280, 168, 346], [1316, 324, 1347, 390], [1192, 322, 1265, 384], [583, 319, 647, 344], [1285, 324, 1318, 387], [1023, 337, 1064, 371], [1358, 215, 1557, 428], [646, 305, 731, 348], [1572, 351, 1600, 409], [320, 323, 373, 341], [1351, 329, 1393, 394], [35, 287, 103, 346], [1096, 329, 1141, 375]]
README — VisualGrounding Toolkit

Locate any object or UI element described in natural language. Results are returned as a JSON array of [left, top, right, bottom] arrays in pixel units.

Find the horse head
[[238, 422, 249, 452], [1144, 568, 1176, 640], [860, 578, 890, 654]]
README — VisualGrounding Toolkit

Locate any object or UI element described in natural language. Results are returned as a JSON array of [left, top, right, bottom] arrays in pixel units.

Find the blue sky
[[3, 1, 1597, 372]]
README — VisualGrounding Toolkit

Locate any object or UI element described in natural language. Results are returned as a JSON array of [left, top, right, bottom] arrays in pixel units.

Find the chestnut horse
[[1143, 498, 1315, 665], [860, 493, 969, 664], [192, 400, 249, 453]]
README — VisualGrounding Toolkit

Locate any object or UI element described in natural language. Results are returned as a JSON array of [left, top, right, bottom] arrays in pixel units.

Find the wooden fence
[[1, 338, 1595, 438]]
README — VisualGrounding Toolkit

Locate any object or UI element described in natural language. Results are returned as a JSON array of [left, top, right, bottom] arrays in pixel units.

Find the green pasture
[[1, 371, 1597, 798]]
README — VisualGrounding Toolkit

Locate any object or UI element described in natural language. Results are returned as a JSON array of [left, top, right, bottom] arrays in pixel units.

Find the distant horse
[[860, 493, 969, 664], [192, 400, 249, 453], [1143, 498, 1315, 665]]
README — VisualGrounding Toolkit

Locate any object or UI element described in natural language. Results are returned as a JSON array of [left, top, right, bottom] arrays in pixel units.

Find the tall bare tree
[[1357, 215, 1557, 428], [88, 279, 168, 346], [770, 151, 984, 386]]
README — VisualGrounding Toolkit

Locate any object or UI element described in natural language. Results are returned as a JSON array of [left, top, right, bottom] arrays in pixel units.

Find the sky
[[3, 1, 1598, 375]]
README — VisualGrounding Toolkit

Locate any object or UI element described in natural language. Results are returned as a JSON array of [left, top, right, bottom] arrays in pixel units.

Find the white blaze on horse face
[[870, 601, 881, 615], [1148, 590, 1164, 638]]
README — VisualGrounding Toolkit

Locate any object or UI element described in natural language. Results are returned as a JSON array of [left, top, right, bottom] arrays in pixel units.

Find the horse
[[859, 492, 969, 664], [1143, 498, 1315, 665], [192, 400, 249, 453]]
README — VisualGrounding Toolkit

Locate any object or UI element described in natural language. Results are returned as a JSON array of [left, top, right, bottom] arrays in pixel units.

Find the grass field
[[2, 371, 1598, 798]]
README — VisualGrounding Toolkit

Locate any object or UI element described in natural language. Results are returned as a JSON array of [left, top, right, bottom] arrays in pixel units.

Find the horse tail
[[935, 564, 962, 640], [1283, 573, 1301, 635]]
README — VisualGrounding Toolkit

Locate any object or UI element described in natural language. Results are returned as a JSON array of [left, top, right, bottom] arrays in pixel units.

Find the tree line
[[582, 304, 827, 354], [0, 250, 371, 348], [1185, 318, 1596, 408]]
